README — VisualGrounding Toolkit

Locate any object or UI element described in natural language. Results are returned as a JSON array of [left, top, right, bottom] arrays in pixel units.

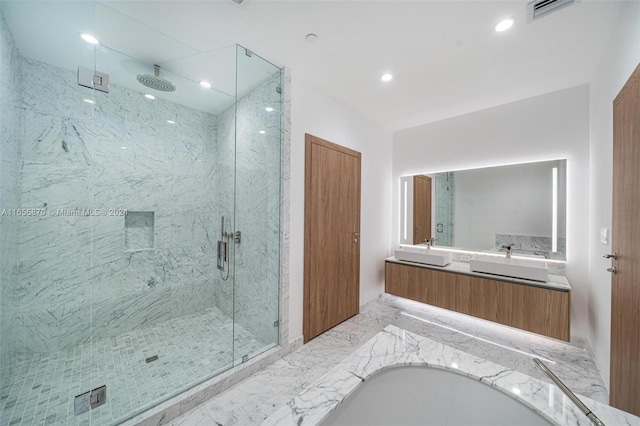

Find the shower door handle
[[217, 240, 228, 271]]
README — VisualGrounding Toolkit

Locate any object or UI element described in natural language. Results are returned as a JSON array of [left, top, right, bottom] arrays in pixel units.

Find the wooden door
[[611, 63, 640, 415], [304, 134, 361, 343], [413, 175, 432, 244]]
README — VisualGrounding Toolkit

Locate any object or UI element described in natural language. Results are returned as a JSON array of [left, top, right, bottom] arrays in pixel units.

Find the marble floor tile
[[0, 308, 268, 426], [172, 293, 608, 426], [169, 406, 216, 426]]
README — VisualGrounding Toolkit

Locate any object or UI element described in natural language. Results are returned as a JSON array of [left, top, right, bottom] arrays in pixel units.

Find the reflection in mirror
[[400, 160, 567, 261]]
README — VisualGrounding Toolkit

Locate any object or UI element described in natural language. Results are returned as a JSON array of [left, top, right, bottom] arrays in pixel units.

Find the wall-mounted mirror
[[399, 159, 567, 261]]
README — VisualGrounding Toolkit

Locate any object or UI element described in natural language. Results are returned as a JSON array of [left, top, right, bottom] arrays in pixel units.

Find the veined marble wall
[[434, 172, 454, 247], [213, 70, 282, 349], [234, 71, 282, 348], [7, 41, 281, 360], [0, 13, 23, 380], [495, 234, 566, 261], [211, 96, 235, 320], [15, 56, 225, 355]]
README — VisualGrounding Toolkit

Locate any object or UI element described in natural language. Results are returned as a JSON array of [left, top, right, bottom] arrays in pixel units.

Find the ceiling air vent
[[527, 0, 575, 22]]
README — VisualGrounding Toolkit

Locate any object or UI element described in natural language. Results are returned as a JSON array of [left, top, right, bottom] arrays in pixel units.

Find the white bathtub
[[321, 367, 551, 426], [263, 326, 639, 426]]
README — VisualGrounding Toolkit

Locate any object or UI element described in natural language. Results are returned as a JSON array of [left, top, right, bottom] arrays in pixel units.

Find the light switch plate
[[600, 228, 609, 245]]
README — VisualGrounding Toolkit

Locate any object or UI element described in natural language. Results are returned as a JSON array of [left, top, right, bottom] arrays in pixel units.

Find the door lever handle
[[353, 232, 359, 243], [603, 253, 618, 260]]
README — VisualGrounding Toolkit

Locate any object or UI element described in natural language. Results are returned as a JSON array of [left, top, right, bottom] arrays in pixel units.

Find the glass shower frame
[[0, 1, 283, 424]]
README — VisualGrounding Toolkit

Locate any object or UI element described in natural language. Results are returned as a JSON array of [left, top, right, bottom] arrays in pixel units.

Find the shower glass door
[[1, 2, 282, 425], [232, 46, 282, 364], [0, 2, 105, 425], [88, 41, 237, 423]]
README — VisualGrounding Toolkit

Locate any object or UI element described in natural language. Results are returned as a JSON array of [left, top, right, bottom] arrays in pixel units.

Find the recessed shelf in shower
[[124, 211, 155, 252]]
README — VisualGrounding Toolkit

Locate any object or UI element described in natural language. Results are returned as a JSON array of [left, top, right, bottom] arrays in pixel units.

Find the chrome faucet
[[424, 237, 436, 249], [501, 244, 513, 259]]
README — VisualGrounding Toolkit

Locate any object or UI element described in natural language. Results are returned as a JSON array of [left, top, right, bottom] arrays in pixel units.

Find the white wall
[[393, 85, 590, 338], [288, 76, 393, 342], [588, 1, 640, 391]]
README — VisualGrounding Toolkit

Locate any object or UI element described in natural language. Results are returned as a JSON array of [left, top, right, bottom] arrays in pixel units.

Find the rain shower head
[[137, 65, 176, 92]]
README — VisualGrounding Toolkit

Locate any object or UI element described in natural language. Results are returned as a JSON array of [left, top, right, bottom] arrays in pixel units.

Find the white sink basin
[[395, 246, 452, 267], [469, 254, 548, 282]]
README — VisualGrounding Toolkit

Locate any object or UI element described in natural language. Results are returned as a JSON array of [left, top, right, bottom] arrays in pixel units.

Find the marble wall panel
[[495, 233, 566, 261], [228, 71, 282, 347], [0, 13, 24, 381], [434, 172, 455, 247], [14, 51, 284, 361], [16, 58, 221, 355], [279, 67, 291, 346]]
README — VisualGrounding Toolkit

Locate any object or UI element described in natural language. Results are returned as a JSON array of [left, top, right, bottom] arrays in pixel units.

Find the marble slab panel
[[21, 109, 94, 167], [278, 66, 291, 347], [496, 233, 567, 261], [0, 11, 23, 382], [15, 56, 223, 358], [263, 326, 640, 426]]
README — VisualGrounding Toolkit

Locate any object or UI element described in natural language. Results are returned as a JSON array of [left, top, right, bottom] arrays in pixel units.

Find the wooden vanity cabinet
[[385, 261, 570, 341]]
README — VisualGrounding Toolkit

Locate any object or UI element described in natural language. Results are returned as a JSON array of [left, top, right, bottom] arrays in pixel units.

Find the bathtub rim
[[261, 325, 640, 426]]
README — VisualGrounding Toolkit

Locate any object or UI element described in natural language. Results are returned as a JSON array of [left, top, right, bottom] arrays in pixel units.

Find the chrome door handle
[[607, 267, 618, 274], [353, 232, 359, 243], [603, 253, 618, 260]]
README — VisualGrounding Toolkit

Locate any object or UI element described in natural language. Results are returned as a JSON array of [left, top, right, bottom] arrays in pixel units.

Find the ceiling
[[2, 1, 627, 129]]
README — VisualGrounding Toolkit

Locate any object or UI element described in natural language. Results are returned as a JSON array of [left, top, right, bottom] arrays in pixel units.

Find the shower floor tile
[[0, 308, 268, 426]]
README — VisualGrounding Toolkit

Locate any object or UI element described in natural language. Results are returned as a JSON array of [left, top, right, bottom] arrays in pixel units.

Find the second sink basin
[[395, 246, 452, 267], [469, 254, 548, 282]]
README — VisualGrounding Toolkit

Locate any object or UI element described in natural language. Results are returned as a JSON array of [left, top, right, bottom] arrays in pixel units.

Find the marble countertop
[[263, 325, 639, 426], [386, 257, 571, 292]]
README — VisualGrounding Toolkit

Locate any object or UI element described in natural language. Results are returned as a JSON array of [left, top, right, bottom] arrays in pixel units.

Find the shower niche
[[124, 211, 155, 252], [0, 2, 283, 425]]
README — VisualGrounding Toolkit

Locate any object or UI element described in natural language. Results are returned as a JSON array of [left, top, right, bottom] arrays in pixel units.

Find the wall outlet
[[600, 228, 609, 245], [460, 255, 471, 261]]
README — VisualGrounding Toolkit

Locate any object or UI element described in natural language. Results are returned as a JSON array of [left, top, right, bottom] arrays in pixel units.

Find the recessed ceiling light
[[144, 94, 156, 100], [200, 81, 212, 89], [83, 98, 95, 104], [259, 130, 266, 134], [80, 33, 100, 45], [495, 18, 515, 32], [120, 146, 128, 150], [265, 107, 274, 112], [167, 120, 176, 124], [305, 33, 318, 43], [381, 73, 393, 82]]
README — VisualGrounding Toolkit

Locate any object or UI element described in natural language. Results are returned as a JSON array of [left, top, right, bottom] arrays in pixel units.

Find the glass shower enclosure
[[0, 1, 282, 424]]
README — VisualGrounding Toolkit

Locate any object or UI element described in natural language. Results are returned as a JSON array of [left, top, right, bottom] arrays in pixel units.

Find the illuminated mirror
[[399, 159, 567, 261]]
